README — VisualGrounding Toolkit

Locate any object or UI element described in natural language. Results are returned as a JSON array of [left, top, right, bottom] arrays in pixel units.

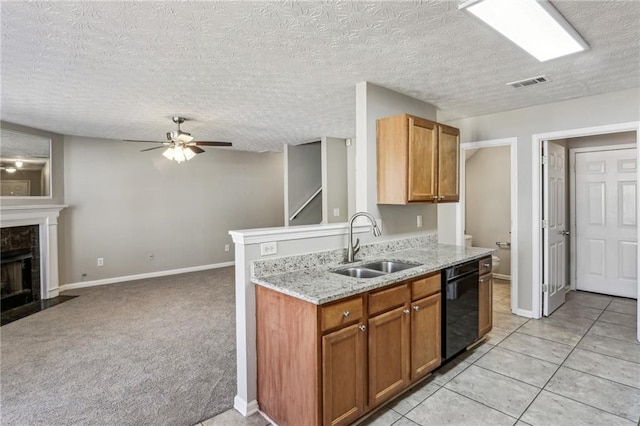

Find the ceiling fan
[[126, 117, 232, 162]]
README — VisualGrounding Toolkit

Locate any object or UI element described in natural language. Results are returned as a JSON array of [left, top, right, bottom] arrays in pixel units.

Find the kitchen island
[[252, 238, 494, 426]]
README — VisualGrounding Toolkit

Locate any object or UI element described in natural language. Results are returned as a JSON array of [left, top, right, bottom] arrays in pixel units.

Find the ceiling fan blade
[[140, 146, 168, 152], [189, 146, 205, 154], [190, 141, 233, 147], [123, 139, 167, 144]]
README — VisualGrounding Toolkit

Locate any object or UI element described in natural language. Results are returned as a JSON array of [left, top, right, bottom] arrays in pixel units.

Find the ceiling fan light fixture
[[15, 160, 23, 168], [173, 146, 187, 163], [5, 167, 17, 173], [183, 147, 197, 161], [177, 132, 194, 143], [459, 0, 589, 62], [162, 147, 174, 160]]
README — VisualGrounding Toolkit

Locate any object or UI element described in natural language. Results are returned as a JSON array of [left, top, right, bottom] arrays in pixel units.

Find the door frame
[[531, 122, 640, 322], [458, 137, 520, 316], [568, 144, 637, 290]]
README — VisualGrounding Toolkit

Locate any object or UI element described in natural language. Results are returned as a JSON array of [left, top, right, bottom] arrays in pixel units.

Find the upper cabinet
[[377, 114, 460, 204]]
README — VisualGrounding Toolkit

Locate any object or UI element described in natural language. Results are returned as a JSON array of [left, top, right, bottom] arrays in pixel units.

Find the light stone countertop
[[252, 244, 494, 305]]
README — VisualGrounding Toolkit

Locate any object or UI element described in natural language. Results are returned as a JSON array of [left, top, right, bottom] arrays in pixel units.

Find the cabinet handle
[[343, 311, 350, 318], [483, 263, 490, 268], [479, 278, 485, 283], [413, 305, 420, 312], [403, 309, 410, 315], [432, 195, 438, 200], [359, 324, 366, 332], [439, 195, 445, 200]]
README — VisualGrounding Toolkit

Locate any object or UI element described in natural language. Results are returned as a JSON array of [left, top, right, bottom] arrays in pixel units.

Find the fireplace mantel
[[1, 204, 67, 299]]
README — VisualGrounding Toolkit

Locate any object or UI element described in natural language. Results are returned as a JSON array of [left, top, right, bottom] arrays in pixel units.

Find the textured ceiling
[[0, 128, 50, 159], [1, 1, 639, 152]]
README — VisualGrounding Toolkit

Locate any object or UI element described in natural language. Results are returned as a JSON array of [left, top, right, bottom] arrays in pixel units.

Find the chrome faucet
[[346, 212, 382, 263]]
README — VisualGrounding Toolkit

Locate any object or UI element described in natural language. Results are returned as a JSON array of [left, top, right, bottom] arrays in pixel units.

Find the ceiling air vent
[[506, 75, 550, 88]]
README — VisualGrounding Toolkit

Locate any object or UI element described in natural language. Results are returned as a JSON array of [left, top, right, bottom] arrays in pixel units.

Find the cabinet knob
[[439, 195, 445, 200], [343, 311, 350, 318], [403, 309, 410, 315], [432, 195, 438, 200], [413, 305, 420, 312], [359, 324, 366, 332], [479, 278, 485, 283], [483, 263, 490, 267]]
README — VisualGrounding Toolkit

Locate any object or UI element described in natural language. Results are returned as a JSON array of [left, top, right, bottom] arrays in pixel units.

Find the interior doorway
[[532, 123, 640, 321], [459, 137, 518, 316]]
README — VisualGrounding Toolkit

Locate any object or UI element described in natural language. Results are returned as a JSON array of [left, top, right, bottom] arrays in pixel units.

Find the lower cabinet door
[[368, 305, 411, 407], [411, 293, 441, 380], [322, 323, 367, 426], [479, 273, 493, 336]]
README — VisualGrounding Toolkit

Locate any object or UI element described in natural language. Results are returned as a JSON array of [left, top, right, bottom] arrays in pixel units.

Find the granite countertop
[[252, 244, 494, 305]]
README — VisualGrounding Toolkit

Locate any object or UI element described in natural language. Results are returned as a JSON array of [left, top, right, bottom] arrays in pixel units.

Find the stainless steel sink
[[360, 261, 421, 273], [332, 267, 386, 279]]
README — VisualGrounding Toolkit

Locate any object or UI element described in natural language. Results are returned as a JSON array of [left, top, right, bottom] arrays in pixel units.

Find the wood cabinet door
[[437, 124, 460, 202], [407, 117, 438, 202], [479, 273, 493, 336], [368, 305, 411, 407], [411, 293, 441, 380], [322, 323, 366, 426]]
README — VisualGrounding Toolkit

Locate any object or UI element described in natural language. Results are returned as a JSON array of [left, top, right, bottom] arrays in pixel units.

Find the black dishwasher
[[442, 260, 479, 361]]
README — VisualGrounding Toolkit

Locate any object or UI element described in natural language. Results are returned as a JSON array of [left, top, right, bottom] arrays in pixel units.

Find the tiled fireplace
[[1, 225, 41, 310], [0, 205, 66, 304]]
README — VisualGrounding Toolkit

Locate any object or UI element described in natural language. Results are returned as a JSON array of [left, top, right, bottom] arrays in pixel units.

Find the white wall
[[356, 82, 438, 234], [441, 88, 640, 312], [61, 136, 284, 284], [465, 146, 511, 276]]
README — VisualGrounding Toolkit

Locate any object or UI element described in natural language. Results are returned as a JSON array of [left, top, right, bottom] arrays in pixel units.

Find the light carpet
[[0, 267, 236, 426]]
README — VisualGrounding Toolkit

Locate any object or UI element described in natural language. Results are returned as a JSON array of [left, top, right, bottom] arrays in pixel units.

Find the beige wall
[[465, 146, 511, 276], [442, 88, 640, 313], [60, 136, 284, 284], [285, 141, 322, 226], [0, 121, 64, 205]]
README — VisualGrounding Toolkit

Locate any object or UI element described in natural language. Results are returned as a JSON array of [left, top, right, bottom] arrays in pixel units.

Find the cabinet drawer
[[369, 284, 410, 316], [479, 256, 492, 275], [411, 272, 441, 300], [321, 296, 364, 332]]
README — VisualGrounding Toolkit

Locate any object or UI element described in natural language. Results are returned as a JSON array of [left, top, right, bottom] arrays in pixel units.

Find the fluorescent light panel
[[460, 0, 589, 62]]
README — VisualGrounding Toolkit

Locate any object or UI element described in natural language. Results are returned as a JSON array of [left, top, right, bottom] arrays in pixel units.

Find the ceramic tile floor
[[199, 281, 639, 426]]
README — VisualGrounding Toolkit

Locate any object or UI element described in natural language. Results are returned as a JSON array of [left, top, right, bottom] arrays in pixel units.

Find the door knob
[[558, 230, 570, 236]]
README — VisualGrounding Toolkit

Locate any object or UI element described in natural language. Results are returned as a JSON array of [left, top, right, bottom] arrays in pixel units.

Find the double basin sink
[[332, 260, 421, 279]]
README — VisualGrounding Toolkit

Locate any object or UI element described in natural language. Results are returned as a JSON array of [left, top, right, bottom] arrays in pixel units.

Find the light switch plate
[[417, 215, 423, 228], [333, 208, 340, 217], [260, 242, 278, 256]]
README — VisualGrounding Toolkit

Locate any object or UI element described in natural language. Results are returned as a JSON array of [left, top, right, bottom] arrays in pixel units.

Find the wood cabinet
[[377, 114, 460, 204], [367, 283, 411, 407], [411, 292, 441, 380], [256, 272, 442, 426], [322, 323, 366, 426], [478, 256, 493, 337]]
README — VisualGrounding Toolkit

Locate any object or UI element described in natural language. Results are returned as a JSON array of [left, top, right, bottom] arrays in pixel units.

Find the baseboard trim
[[493, 273, 511, 281], [513, 308, 535, 318], [234, 396, 259, 416], [59, 261, 235, 292]]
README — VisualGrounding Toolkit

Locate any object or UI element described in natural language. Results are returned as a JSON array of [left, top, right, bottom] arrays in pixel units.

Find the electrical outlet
[[333, 208, 340, 217], [81, 273, 87, 280], [260, 242, 278, 256], [97, 257, 104, 267], [148, 253, 154, 261], [417, 215, 423, 228], [224, 244, 230, 252]]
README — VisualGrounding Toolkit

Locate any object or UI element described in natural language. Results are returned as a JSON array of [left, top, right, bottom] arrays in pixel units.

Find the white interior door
[[575, 149, 638, 299], [543, 141, 568, 316]]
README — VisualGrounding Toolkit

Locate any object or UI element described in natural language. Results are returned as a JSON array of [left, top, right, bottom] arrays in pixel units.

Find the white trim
[[0, 204, 67, 299], [493, 273, 511, 281], [258, 410, 278, 426], [59, 261, 235, 292], [568, 144, 636, 290], [531, 121, 640, 321], [459, 137, 519, 316], [513, 308, 535, 319], [229, 222, 372, 244], [234, 396, 259, 417]]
